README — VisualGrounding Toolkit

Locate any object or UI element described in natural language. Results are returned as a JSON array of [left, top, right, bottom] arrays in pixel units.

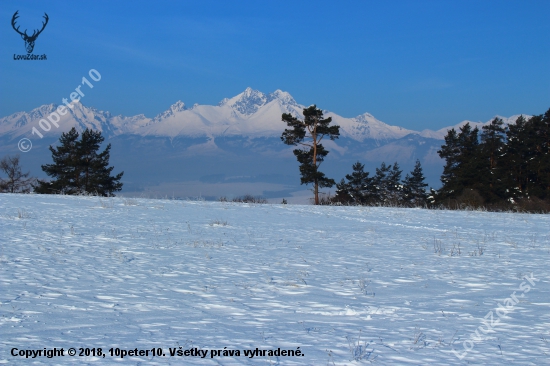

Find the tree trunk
[[313, 125, 318, 205]]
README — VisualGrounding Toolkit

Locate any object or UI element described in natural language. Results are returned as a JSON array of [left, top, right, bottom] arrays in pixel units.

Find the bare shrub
[[515, 197, 550, 214], [456, 189, 485, 209], [232, 194, 267, 204], [99, 198, 114, 208], [0, 154, 35, 193], [122, 198, 139, 206], [209, 220, 228, 226]]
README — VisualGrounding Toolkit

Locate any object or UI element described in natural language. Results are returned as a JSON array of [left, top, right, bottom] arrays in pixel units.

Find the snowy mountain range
[[0, 87, 523, 142], [0, 88, 528, 200]]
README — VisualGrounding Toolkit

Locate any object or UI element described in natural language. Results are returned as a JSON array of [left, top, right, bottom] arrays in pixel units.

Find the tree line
[[1, 106, 548, 212], [282, 105, 549, 211], [329, 160, 429, 206], [435, 108, 549, 210], [0, 127, 123, 196], [281, 105, 431, 207]]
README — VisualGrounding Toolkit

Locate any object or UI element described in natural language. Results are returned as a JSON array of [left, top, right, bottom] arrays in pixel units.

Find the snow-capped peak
[[218, 87, 268, 115], [152, 100, 187, 122], [215, 88, 299, 116], [266, 90, 297, 106], [355, 112, 375, 120], [0, 88, 530, 144], [170, 100, 186, 113]]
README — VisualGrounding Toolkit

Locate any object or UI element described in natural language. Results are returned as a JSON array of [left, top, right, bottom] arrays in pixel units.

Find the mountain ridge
[[0, 88, 528, 142]]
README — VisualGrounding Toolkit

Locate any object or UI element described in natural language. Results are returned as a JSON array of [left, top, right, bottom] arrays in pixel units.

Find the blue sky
[[1, 0, 548, 130]]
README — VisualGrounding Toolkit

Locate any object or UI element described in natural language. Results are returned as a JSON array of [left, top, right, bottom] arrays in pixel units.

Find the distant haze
[[0, 88, 530, 202]]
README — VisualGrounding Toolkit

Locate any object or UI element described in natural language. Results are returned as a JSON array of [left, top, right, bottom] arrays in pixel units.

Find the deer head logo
[[11, 11, 49, 54]]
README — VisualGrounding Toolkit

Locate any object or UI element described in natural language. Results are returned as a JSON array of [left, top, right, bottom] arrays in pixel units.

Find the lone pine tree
[[281, 105, 340, 205], [34, 127, 123, 196]]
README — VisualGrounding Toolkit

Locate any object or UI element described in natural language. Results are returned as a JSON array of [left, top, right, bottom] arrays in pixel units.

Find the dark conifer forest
[[327, 108, 549, 212]]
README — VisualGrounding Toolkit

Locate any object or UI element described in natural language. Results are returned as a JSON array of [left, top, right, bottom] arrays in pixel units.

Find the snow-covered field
[[1, 194, 549, 365]]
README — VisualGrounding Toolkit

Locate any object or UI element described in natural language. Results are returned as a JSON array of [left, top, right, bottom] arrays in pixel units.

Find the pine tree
[[293, 145, 335, 194], [437, 128, 459, 198], [481, 118, 506, 172], [78, 129, 124, 195], [539, 109, 550, 199], [332, 161, 373, 205], [479, 117, 506, 202], [386, 162, 403, 204], [34, 127, 123, 196], [502, 115, 531, 199], [402, 159, 428, 206], [35, 128, 81, 194], [332, 178, 352, 204], [372, 162, 392, 204], [526, 109, 550, 199], [455, 123, 481, 189], [437, 123, 480, 201], [347, 161, 374, 205], [501, 110, 550, 200], [281, 105, 340, 205], [435, 108, 549, 209]]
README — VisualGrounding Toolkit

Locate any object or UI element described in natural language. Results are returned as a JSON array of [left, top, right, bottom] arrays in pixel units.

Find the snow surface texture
[[1, 194, 549, 365]]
